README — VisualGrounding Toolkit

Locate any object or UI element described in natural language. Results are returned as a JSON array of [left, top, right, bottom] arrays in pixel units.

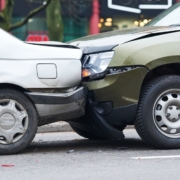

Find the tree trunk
[[46, 0, 63, 41], [0, 0, 52, 32], [0, 0, 14, 31], [9, 0, 52, 31]]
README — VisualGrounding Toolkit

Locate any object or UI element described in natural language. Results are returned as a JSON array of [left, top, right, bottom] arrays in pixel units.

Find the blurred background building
[[99, 0, 178, 32], [0, 0, 179, 42]]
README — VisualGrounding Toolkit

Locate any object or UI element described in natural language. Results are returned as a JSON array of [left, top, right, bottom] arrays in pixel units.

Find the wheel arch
[[0, 83, 27, 92], [0, 83, 37, 112], [134, 63, 180, 123], [141, 63, 180, 94]]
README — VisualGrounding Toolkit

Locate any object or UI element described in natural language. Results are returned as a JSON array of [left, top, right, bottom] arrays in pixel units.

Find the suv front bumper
[[26, 87, 87, 126]]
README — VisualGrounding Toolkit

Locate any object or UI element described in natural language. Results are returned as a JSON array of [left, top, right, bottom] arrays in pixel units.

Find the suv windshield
[[146, 2, 180, 26]]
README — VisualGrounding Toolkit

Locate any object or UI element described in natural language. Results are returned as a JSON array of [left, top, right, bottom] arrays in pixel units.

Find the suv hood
[[69, 26, 180, 54]]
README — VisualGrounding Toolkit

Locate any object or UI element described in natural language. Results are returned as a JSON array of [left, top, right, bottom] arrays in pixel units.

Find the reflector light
[[82, 69, 91, 78]]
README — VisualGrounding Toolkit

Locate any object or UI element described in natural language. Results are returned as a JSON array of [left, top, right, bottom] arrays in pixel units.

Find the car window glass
[[146, 3, 180, 26]]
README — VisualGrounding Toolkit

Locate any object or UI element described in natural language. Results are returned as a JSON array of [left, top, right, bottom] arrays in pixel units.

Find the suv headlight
[[82, 51, 114, 80]]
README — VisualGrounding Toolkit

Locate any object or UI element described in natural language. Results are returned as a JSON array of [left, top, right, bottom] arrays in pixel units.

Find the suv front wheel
[[135, 75, 180, 149]]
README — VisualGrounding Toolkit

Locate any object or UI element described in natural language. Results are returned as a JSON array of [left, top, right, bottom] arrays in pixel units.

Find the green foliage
[[46, 0, 63, 41], [0, 0, 64, 42]]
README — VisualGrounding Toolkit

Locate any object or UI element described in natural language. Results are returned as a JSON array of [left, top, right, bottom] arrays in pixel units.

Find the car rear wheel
[[135, 75, 180, 149], [0, 89, 37, 154]]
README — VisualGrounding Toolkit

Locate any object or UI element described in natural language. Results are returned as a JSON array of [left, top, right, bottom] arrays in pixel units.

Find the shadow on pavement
[[25, 137, 152, 154]]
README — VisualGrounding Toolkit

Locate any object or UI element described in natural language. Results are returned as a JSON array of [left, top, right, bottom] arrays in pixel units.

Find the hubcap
[[0, 113, 15, 130], [166, 106, 180, 122], [153, 89, 180, 138], [0, 99, 28, 144]]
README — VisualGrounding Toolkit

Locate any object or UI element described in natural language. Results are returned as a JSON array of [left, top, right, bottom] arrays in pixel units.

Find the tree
[[0, 0, 64, 41], [46, 0, 63, 41], [0, 0, 51, 31], [0, 0, 92, 42], [0, 0, 14, 31]]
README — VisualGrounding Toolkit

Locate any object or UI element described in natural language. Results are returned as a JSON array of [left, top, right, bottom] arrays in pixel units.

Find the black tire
[[70, 124, 104, 140], [135, 75, 180, 149], [0, 88, 37, 155]]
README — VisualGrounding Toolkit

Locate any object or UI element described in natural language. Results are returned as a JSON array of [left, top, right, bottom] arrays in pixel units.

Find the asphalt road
[[1, 129, 180, 180]]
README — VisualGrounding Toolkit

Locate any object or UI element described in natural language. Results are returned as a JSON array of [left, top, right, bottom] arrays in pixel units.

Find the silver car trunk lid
[[0, 29, 83, 60]]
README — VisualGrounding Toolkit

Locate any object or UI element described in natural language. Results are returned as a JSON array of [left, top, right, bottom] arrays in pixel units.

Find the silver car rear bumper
[[26, 87, 87, 126]]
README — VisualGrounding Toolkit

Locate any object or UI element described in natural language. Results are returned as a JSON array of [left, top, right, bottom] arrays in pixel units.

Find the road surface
[[1, 129, 180, 180]]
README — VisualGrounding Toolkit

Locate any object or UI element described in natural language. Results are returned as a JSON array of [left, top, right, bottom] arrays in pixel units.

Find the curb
[[37, 122, 134, 133]]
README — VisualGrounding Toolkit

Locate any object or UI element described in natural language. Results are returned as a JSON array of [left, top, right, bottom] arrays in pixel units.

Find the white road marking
[[131, 155, 180, 160]]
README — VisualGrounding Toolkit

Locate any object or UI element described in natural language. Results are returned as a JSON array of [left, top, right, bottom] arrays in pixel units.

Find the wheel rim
[[0, 99, 28, 144], [153, 89, 180, 138]]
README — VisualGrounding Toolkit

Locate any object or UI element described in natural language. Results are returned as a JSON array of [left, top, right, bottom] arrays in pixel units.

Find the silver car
[[0, 29, 87, 154]]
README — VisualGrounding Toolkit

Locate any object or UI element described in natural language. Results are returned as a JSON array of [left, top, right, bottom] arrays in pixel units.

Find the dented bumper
[[26, 87, 87, 126]]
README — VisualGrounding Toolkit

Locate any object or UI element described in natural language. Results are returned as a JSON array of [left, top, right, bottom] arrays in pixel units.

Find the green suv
[[69, 2, 180, 149]]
